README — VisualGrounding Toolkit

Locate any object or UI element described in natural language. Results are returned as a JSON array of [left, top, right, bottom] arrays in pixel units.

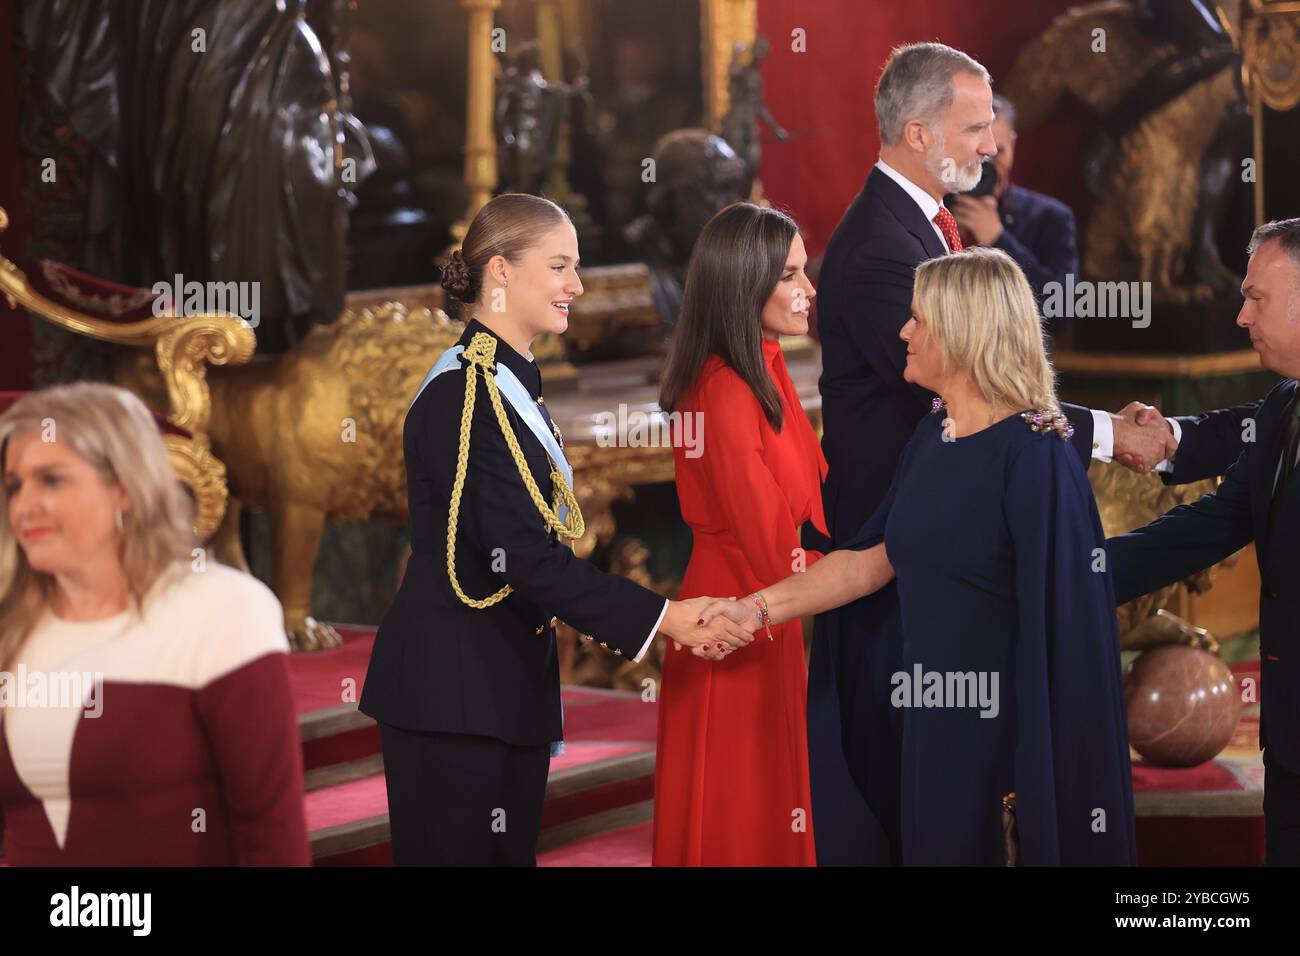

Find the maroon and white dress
[[0, 563, 309, 865]]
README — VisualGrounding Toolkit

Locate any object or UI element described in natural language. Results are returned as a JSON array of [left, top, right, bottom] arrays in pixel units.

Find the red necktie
[[933, 206, 963, 252]]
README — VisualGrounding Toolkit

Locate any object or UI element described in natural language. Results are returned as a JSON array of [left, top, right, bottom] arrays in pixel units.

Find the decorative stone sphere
[[1125, 644, 1244, 767]]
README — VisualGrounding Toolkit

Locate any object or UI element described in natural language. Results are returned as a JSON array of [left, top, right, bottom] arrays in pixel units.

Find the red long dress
[[652, 337, 828, 866]]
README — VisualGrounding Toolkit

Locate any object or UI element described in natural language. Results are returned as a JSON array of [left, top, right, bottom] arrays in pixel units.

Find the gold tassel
[[446, 333, 585, 608]]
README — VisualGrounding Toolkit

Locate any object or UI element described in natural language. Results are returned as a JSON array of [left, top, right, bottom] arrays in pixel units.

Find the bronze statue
[[1081, 0, 1245, 299], [18, 0, 372, 356], [1004, 0, 1250, 317], [495, 42, 566, 195], [721, 35, 789, 192], [623, 129, 749, 327]]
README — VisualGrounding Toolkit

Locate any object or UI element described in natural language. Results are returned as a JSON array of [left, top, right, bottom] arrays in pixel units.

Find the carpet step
[[290, 631, 1265, 867], [539, 821, 653, 867], [292, 628, 663, 864], [307, 744, 656, 864], [304, 752, 384, 793], [300, 705, 379, 772], [539, 805, 654, 859]]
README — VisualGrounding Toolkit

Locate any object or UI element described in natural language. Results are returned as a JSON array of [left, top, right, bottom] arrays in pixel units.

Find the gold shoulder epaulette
[[461, 331, 498, 370]]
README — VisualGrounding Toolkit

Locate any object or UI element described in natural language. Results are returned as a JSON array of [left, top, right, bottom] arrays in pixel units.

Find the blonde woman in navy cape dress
[[701, 248, 1136, 865]]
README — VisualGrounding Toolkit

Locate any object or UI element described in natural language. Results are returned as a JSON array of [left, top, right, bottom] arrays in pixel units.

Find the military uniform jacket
[[359, 319, 667, 745]]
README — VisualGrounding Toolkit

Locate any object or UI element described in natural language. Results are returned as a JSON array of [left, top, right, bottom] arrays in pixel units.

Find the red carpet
[[558, 689, 658, 741], [305, 774, 387, 831], [1132, 758, 1240, 792], [292, 627, 657, 864], [539, 822, 653, 867], [303, 741, 652, 830], [291, 628, 1267, 866], [289, 626, 375, 713], [551, 742, 652, 772]]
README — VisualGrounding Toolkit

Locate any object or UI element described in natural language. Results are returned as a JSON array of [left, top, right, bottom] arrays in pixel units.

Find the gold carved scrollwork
[[0, 206, 255, 540], [163, 434, 230, 541], [0, 215, 255, 421], [155, 317, 256, 436], [1244, 8, 1300, 111]]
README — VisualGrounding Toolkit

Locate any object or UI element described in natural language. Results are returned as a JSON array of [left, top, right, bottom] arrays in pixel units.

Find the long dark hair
[[659, 202, 798, 430]]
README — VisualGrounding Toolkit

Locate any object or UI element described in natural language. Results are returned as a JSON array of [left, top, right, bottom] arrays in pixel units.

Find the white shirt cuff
[[1153, 418, 1182, 473], [633, 600, 669, 663], [1090, 408, 1114, 462]]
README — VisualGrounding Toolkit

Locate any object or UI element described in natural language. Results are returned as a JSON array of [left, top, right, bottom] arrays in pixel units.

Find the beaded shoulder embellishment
[[1021, 408, 1075, 441]]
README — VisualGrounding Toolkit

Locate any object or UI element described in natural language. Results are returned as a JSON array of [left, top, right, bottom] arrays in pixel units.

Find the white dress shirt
[[639, 602, 669, 662]]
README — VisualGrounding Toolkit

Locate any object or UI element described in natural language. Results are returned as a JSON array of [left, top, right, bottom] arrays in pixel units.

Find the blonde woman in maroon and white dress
[[0, 383, 309, 865]]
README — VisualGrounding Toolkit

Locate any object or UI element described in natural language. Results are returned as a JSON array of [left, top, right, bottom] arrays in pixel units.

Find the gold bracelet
[[751, 592, 775, 641]]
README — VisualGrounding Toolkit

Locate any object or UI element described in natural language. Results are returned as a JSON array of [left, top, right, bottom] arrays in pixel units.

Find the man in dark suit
[[809, 42, 1177, 865], [1109, 218, 1300, 864], [951, 94, 1080, 338]]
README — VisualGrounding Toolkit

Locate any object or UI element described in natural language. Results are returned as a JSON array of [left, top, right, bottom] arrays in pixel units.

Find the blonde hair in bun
[[445, 194, 571, 306]]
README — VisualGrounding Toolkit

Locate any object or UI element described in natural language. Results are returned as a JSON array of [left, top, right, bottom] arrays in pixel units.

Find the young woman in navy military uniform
[[360, 194, 751, 865]]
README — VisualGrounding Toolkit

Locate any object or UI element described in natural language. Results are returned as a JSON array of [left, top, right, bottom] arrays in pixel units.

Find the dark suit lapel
[[866, 167, 948, 261]]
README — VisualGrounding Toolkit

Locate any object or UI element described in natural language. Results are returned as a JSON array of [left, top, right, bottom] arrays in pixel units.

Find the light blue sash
[[413, 344, 574, 524], [413, 343, 571, 757]]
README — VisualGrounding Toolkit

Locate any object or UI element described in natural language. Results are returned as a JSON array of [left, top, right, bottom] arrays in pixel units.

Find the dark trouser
[[378, 724, 551, 866], [1264, 747, 1300, 865]]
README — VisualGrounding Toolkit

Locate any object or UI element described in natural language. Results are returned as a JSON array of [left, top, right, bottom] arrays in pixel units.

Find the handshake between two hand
[[658, 595, 766, 661], [1111, 401, 1179, 474]]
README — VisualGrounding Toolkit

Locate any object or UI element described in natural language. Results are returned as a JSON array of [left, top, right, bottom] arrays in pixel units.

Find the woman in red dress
[[653, 202, 827, 865]]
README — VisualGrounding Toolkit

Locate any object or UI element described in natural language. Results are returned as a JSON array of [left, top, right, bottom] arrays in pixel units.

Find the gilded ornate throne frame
[[1242, 0, 1300, 223], [0, 207, 256, 541]]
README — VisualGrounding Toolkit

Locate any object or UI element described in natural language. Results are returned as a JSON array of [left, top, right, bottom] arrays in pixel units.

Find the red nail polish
[[697, 619, 704, 625]]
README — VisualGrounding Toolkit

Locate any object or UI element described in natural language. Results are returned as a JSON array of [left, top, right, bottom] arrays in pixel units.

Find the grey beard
[[951, 163, 983, 193], [926, 146, 982, 194]]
